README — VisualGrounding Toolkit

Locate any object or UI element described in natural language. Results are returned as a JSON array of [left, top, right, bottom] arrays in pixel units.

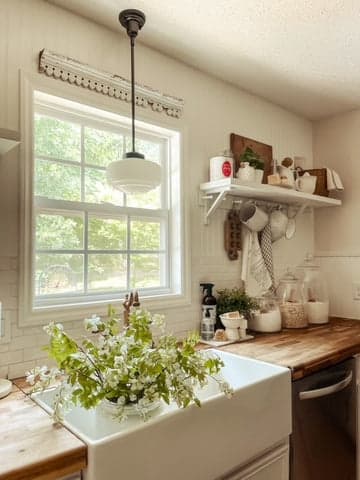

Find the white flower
[[84, 314, 102, 333], [26, 365, 48, 385], [43, 322, 63, 335]]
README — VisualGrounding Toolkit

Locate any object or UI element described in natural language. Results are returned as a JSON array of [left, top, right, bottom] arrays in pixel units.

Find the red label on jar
[[222, 161, 232, 177]]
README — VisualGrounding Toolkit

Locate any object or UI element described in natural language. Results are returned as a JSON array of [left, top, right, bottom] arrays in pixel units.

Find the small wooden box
[[301, 168, 329, 197]]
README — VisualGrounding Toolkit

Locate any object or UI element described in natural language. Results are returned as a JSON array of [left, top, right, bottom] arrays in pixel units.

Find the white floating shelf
[[200, 178, 341, 224], [0, 128, 20, 156]]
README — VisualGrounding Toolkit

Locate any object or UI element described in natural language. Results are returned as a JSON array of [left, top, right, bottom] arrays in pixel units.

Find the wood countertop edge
[[291, 343, 360, 380], [0, 446, 86, 480], [0, 384, 87, 480]]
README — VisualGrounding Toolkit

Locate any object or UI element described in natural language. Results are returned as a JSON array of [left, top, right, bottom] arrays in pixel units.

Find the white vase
[[236, 162, 256, 183], [101, 398, 161, 417], [254, 169, 264, 184]]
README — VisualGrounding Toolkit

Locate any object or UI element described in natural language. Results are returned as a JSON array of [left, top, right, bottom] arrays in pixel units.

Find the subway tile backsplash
[[317, 256, 360, 320]]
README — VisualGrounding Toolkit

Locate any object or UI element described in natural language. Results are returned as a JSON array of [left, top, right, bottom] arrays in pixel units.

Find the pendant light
[[106, 9, 161, 194]]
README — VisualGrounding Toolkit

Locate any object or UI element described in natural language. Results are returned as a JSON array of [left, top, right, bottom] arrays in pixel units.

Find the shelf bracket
[[203, 190, 227, 225], [288, 203, 309, 218]]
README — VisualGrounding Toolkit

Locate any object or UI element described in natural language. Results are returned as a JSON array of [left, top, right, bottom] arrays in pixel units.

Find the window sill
[[19, 292, 191, 327]]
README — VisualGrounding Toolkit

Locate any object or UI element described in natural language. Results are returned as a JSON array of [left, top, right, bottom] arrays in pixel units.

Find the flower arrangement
[[27, 307, 233, 422]]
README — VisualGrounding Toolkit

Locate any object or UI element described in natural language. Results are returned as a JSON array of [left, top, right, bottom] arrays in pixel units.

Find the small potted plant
[[238, 147, 264, 184], [217, 287, 259, 327], [27, 307, 233, 422]]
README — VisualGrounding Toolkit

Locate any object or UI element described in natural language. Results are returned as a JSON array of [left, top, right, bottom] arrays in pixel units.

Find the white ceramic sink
[[32, 349, 291, 480]]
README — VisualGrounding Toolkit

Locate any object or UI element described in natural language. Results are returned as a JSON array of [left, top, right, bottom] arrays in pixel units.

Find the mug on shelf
[[295, 173, 317, 194]]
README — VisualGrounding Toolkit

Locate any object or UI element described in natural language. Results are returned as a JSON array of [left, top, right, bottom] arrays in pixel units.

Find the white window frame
[[19, 72, 190, 326]]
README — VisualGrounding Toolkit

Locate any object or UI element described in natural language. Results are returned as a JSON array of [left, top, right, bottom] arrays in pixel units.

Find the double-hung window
[[26, 90, 182, 316]]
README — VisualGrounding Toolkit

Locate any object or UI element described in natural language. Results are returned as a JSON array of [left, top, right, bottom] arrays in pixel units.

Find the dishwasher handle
[[299, 371, 353, 401]]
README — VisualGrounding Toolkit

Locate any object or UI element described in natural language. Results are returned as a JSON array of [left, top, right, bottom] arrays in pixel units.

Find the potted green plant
[[27, 307, 233, 422], [217, 287, 259, 326], [239, 147, 264, 183]]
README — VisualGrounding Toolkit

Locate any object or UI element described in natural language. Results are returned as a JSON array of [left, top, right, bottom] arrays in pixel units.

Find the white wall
[[313, 110, 360, 319], [0, 0, 313, 378]]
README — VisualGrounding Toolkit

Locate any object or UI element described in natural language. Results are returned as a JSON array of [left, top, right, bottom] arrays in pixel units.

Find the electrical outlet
[[353, 282, 360, 301]]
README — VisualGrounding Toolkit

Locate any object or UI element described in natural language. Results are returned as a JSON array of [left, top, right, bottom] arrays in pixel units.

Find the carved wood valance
[[38, 49, 184, 118]]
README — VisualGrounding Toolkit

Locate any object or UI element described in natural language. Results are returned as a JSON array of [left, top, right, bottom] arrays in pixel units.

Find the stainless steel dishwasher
[[291, 357, 357, 480]]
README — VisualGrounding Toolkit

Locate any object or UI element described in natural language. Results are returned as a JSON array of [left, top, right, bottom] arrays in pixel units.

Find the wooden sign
[[230, 133, 273, 184]]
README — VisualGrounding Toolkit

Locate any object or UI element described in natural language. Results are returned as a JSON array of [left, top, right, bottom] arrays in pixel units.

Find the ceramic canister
[[210, 152, 234, 181]]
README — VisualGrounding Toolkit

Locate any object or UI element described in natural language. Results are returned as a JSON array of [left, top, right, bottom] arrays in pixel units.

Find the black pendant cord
[[119, 9, 146, 160], [130, 36, 136, 154]]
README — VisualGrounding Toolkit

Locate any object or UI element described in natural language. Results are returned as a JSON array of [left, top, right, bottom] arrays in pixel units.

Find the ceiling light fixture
[[106, 9, 161, 194]]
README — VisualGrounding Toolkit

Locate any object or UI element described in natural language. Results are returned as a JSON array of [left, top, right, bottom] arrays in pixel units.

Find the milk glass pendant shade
[[106, 9, 161, 194], [107, 153, 161, 194]]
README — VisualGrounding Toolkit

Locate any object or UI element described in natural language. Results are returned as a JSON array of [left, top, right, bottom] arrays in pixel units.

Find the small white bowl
[[220, 313, 247, 340]]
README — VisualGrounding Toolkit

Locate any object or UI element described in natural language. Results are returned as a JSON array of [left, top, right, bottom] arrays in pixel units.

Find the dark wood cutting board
[[230, 133, 273, 184]]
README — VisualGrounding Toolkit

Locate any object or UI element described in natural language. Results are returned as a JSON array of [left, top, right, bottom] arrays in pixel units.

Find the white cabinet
[[222, 441, 289, 480]]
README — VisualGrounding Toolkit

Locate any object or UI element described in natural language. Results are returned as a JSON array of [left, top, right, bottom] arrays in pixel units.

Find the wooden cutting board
[[230, 133, 273, 184]]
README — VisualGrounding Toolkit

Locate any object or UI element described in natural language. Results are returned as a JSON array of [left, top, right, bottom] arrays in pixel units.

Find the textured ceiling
[[47, 0, 360, 119]]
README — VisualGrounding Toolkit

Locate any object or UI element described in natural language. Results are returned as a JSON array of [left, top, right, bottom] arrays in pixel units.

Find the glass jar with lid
[[298, 254, 329, 324], [249, 296, 282, 332], [276, 270, 308, 328]]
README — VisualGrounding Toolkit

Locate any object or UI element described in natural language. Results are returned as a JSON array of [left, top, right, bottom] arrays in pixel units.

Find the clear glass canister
[[250, 296, 282, 332], [276, 270, 308, 328], [298, 254, 329, 324]]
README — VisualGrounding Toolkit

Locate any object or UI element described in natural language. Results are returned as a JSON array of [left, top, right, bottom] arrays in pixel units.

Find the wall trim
[[315, 251, 360, 257], [38, 49, 184, 118]]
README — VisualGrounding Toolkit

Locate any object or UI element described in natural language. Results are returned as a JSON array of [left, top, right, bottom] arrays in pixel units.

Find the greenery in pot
[[27, 307, 233, 422], [217, 287, 259, 321], [239, 147, 264, 171]]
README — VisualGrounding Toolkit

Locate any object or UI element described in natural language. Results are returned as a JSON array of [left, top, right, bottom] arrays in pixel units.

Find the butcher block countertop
[[220, 317, 360, 380], [0, 383, 86, 480]]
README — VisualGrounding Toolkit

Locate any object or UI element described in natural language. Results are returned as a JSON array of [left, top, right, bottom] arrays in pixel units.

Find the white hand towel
[[326, 168, 336, 191], [332, 169, 344, 190]]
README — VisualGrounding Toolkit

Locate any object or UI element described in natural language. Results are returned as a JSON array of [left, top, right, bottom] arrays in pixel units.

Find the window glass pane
[[85, 167, 124, 205], [88, 217, 127, 250], [126, 187, 161, 209], [34, 114, 81, 162], [125, 137, 161, 164], [36, 214, 83, 250], [88, 254, 127, 292], [35, 254, 84, 296], [84, 127, 123, 167], [35, 159, 81, 201], [130, 254, 163, 288], [130, 220, 161, 250]]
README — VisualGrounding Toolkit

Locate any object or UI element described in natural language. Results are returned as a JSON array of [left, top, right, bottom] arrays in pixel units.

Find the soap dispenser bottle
[[200, 283, 217, 340]]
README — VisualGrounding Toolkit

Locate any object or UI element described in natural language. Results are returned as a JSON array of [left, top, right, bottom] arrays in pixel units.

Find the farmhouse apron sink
[[32, 349, 291, 480]]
